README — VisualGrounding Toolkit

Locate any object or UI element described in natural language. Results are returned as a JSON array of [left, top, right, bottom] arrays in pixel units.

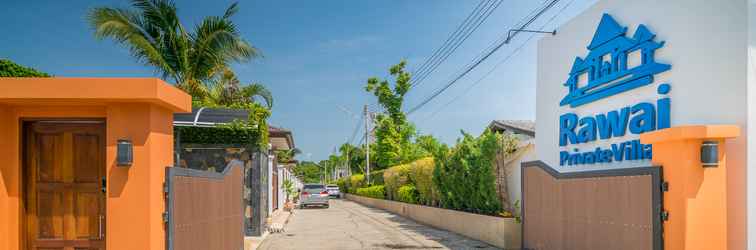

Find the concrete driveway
[[258, 199, 499, 250]]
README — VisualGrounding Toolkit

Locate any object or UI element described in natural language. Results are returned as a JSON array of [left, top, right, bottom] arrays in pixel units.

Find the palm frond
[[241, 83, 273, 108], [223, 2, 239, 19], [88, 7, 174, 79]]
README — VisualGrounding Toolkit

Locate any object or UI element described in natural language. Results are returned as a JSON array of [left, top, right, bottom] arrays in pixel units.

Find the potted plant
[[281, 179, 297, 212]]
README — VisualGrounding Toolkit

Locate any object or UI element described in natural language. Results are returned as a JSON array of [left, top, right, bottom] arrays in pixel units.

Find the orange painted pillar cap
[[640, 125, 740, 144]]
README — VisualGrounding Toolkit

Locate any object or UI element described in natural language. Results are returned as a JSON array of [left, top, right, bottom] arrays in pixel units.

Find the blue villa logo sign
[[557, 14, 672, 167]]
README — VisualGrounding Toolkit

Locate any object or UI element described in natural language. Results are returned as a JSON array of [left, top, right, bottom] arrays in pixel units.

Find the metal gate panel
[[521, 161, 662, 250], [165, 160, 244, 250]]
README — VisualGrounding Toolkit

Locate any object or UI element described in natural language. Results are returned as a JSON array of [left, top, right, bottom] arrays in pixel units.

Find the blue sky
[[1, 0, 596, 161]]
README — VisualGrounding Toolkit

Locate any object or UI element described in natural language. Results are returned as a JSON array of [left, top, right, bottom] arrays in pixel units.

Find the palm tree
[[207, 68, 273, 108], [88, 0, 259, 99], [276, 148, 301, 164]]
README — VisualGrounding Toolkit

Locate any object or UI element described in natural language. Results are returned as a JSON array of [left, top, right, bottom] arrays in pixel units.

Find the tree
[[293, 161, 323, 183], [206, 68, 273, 109], [88, 0, 258, 99], [0, 59, 50, 77], [364, 60, 417, 169], [276, 148, 301, 164], [338, 143, 366, 174]]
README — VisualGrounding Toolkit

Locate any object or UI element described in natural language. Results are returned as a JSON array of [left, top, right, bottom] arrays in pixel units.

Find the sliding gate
[[165, 160, 245, 250], [521, 161, 663, 250]]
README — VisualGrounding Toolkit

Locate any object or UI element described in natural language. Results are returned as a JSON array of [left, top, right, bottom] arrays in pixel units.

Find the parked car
[[299, 184, 330, 208], [326, 184, 340, 198]]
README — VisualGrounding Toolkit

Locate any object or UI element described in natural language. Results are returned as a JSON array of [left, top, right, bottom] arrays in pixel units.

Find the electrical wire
[[347, 117, 363, 145], [410, 0, 488, 83], [411, 0, 504, 90], [406, 0, 560, 115], [423, 0, 576, 121]]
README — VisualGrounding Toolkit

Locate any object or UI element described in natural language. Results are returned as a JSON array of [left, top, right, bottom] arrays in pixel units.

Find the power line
[[421, 0, 548, 99], [423, 0, 576, 121], [407, 0, 559, 115], [411, 0, 504, 90], [410, 0, 487, 82], [347, 116, 363, 145]]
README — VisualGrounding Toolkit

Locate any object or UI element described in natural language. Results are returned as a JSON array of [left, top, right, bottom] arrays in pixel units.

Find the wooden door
[[24, 122, 106, 250]]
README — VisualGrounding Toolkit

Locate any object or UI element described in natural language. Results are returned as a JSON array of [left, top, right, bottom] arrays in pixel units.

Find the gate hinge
[[661, 211, 669, 221], [163, 182, 169, 194], [661, 181, 669, 192], [162, 212, 169, 224]]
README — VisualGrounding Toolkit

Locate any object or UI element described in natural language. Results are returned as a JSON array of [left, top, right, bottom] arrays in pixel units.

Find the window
[[626, 49, 642, 69]]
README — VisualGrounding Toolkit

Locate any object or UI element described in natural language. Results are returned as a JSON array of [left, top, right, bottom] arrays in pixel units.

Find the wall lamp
[[117, 139, 133, 167], [701, 140, 718, 168]]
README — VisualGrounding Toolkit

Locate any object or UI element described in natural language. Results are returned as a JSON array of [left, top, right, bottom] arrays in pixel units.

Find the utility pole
[[364, 105, 370, 185], [346, 145, 350, 177]]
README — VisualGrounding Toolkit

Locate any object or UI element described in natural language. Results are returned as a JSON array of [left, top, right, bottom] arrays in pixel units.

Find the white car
[[326, 185, 341, 198], [300, 184, 330, 208]]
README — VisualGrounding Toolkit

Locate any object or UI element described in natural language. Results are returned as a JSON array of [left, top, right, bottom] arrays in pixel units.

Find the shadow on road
[[354, 204, 500, 250]]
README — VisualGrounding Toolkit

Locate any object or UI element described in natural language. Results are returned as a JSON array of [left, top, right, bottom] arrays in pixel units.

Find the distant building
[[487, 120, 535, 213]]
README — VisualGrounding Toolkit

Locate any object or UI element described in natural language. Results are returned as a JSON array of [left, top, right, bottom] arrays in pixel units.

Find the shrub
[[356, 185, 385, 199], [0, 59, 50, 77], [408, 157, 437, 206], [369, 169, 385, 185], [383, 164, 410, 200], [349, 174, 366, 193], [336, 178, 348, 194], [433, 130, 507, 215], [397, 185, 418, 204]]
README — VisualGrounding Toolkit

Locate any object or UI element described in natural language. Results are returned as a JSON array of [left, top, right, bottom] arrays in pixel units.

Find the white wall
[[537, 0, 747, 172], [748, 1, 756, 248], [504, 141, 535, 212], [536, 0, 748, 248]]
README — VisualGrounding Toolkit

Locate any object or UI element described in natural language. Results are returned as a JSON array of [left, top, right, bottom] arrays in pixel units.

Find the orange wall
[[0, 104, 176, 250], [105, 104, 175, 250], [0, 78, 190, 250], [641, 125, 740, 250]]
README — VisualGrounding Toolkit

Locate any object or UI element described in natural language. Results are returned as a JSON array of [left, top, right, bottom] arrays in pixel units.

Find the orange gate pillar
[[640, 125, 740, 250]]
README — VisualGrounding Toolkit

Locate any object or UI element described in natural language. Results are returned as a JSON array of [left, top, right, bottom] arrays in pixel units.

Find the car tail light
[[302, 192, 309, 196], [320, 191, 329, 196]]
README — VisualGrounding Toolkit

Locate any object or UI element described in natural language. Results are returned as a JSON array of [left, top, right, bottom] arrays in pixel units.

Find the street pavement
[[258, 199, 499, 250]]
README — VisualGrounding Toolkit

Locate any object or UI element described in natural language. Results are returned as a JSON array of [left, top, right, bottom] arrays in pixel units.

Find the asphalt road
[[258, 199, 499, 250]]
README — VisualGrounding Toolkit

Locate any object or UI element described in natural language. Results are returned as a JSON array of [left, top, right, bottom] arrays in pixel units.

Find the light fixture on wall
[[701, 140, 718, 168], [117, 139, 133, 167]]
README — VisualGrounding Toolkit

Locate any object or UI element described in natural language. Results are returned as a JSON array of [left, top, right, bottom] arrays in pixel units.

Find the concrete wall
[[345, 194, 521, 249]]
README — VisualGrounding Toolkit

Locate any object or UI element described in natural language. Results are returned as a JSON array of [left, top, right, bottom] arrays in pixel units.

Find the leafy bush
[[0, 59, 50, 77], [356, 185, 385, 199], [383, 164, 410, 200], [408, 157, 437, 206], [349, 174, 366, 193], [432, 130, 505, 215], [397, 185, 418, 204], [336, 177, 348, 194], [369, 169, 385, 185]]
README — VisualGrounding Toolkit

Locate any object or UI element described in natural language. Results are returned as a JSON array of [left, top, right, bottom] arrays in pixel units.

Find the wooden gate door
[[522, 161, 663, 250], [272, 169, 278, 210], [24, 122, 106, 250]]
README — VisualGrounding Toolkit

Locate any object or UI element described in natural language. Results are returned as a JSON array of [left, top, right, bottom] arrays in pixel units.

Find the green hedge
[[383, 164, 410, 201], [397, 185, 418, 204], [336, 178, 348, 194], [176, 125, 261, 145], [433, 130, 504, 215], [368, 169, 385, 185], [349, 174, 365, 193], [408, 157, 437, 206], [356, 185, 385, 199], [0, 59, 50, 77]]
